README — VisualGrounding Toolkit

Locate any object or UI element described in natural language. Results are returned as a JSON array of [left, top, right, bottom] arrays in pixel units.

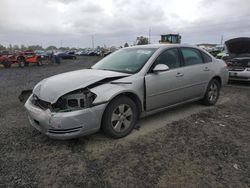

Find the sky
[[0, 0, 249, 48]]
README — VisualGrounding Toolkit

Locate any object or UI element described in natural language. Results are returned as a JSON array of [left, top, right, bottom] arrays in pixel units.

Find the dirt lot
[[0, 57, 249, 187]]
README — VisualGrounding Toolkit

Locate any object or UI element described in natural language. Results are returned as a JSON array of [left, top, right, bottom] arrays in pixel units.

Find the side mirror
[[153, 64, 169, 72]]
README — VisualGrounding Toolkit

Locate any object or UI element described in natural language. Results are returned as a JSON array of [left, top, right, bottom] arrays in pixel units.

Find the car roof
[[125, 44, 214, 59], [126, 44, 201, 50]]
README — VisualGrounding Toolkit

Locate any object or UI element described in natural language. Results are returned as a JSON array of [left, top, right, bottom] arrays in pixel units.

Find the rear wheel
[[18, 57, 25, 68], [201, 79, 220, 106], [102, 96, 138, 138]]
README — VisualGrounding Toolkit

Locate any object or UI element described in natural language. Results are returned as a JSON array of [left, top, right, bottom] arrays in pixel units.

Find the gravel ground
[[0, 57, 249, 187]]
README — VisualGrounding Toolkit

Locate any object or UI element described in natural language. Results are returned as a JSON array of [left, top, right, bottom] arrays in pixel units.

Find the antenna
[[92, 35, 95, 49], [220, 35, 224, 44], [149, 27, 151, 44]]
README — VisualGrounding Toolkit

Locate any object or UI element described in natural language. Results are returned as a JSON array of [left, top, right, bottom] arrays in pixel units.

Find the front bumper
[[24, 96, 107, 140], [228, 69, 250, 81]]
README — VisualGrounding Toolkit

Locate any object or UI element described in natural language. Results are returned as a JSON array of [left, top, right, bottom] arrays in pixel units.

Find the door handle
[[176, 72, 184, 77], [204, 67, 210, 71]]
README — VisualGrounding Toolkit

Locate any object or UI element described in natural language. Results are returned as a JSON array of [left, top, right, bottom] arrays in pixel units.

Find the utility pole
[[149, 27, 151, 44], [220, 35, 223, 45], [91, 35, 94, 49]]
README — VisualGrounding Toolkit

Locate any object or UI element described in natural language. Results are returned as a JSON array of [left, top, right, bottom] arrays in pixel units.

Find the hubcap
[[111, 104, 133, 132], [208, 83, 218, 102]]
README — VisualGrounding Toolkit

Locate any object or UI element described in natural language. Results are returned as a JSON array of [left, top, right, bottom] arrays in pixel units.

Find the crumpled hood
[[33, 69, 129, 103], [225, 37, 250, 56]]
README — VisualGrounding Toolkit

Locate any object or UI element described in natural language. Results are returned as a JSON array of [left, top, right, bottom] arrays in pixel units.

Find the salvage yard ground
[[0, 57, 249, 187]]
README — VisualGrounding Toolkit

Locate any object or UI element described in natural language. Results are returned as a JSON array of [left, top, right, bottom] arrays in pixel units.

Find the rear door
[[179, 47, 213, 101]]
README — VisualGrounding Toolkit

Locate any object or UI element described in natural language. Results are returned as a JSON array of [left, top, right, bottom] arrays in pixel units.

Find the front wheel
[[3, 61, 11, 68], [37, 58, 42, 66], [201, 79, 220, 106], [102, 96, 138, 138]]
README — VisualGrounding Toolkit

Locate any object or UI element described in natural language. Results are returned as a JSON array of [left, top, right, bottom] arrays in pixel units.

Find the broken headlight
[[52, 89, 97, 112]]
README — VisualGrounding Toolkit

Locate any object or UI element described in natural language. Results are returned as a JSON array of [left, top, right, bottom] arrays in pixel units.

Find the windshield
[[92, 48, 157, 73]]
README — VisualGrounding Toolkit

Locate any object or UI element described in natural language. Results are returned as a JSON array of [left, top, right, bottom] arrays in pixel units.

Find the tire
[[24, 62, 29, 66], [37, 58, 42, 66], [18, 57, 25, 68], [3, 61, 11, 68], [201, 79, 220, 106], [102, 96, 138, 138]]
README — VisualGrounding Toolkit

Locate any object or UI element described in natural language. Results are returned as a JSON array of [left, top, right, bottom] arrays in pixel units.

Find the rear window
[[181, 48, 203, 66], [202, 51, 212, 63]]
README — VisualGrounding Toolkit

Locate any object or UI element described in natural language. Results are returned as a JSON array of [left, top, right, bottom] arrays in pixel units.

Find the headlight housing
[[52, 89, 97, 112]]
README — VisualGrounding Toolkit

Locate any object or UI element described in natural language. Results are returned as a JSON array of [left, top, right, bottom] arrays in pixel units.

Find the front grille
[[48, 126, 82, 134], [32, 95, 51, 110]]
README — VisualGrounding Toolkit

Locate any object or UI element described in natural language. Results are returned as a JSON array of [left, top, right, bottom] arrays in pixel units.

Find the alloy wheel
[[208, 83, 218, 103], [111, 104, 133, 132]]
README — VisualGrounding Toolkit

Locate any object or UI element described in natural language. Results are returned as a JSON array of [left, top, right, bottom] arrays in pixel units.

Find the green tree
[[46, 46, 57, 51], [8, 44, 13, 51], [136, 36, 149, 45], [59, 47, 69, 51], [28, 45, 43, 51], [13, 45, 20, 50], [20, 44, 27, 51], [124, 42, 129, 47], [0, 44, 6, 51]]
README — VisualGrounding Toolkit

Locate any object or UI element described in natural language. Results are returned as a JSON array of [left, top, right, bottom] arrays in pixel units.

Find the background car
[[55, 52, 77, 60], [225, 37, 250, 81]]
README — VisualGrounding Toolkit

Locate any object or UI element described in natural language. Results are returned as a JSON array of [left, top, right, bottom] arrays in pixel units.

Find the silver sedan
[[25, 44, 228, 139]]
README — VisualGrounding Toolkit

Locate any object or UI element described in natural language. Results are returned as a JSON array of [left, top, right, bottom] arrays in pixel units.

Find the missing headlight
[[68, 99, 78, 107], [52, 89, 96, 112]]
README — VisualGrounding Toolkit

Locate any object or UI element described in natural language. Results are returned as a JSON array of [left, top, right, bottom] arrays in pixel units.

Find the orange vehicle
[[18, 50, 43, 67], [0, 50, 42, 68], [0, 51, 14, 68]]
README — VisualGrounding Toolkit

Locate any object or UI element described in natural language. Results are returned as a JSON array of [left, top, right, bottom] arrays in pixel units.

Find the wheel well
[[110, 92, 142, 118], [212, 76, 222, 87]]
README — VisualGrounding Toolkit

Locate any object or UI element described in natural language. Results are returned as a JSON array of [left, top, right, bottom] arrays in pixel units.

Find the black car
[[55, 52, 76, 60]]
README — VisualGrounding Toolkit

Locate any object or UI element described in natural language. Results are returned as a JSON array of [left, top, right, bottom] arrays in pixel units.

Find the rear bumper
[[24, 96, 107, 140], [229, 69, 250, 81]]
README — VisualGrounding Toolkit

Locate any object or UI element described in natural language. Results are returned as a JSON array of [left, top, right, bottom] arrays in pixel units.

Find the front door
[[145, 48, 185, 111]]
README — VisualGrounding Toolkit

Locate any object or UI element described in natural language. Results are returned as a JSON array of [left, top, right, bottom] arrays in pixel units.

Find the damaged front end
[[25, 88, 107, 139], [32, 88, 97, 113], [24, 68, 132, 139]]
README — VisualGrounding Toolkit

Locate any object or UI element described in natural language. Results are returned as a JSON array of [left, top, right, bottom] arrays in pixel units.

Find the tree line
[[0, 44, 78, 51], [0, 36, 150, 51]]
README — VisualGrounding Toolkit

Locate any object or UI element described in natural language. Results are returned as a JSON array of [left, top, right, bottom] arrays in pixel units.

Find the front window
[[153, 48, 181, 69], [92, 48, 157, 73]]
